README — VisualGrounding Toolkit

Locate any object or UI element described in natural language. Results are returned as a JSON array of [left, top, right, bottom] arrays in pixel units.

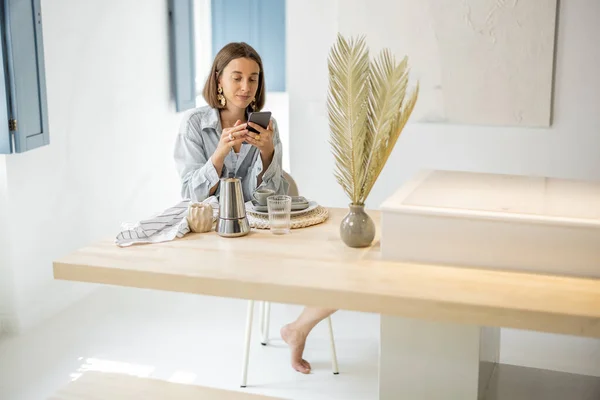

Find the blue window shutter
[[169, 0, 197, 112], [211, 0, 286, 92], [256, 0, 285, 92], [0, 30, 10, 154], [2, 0, 49, 153], [211, 0, 253, 48]]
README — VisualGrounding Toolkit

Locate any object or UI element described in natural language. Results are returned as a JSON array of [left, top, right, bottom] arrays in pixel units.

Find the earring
[[250, 98, 257, 111], [217, 87, 226, 107]]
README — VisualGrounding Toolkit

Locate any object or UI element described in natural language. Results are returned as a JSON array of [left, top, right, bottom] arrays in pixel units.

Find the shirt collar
[[201, 107, 221, 132]]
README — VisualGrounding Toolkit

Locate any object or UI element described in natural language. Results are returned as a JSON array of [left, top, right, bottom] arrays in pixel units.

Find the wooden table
[[53, 208, 600, 399]]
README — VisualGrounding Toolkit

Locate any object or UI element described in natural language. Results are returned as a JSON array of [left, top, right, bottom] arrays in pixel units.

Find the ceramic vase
[[339, 204, 375, 248]]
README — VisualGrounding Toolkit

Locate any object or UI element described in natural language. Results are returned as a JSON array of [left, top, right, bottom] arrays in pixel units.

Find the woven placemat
[[247, 205, 329, 229]]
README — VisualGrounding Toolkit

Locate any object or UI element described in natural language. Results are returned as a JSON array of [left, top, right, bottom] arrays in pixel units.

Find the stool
[[241, 300, 339, 387]]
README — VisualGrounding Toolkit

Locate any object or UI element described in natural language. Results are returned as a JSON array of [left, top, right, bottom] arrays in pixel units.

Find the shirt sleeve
[[247, 117, 289, 196], [173, 119, 220, 202]]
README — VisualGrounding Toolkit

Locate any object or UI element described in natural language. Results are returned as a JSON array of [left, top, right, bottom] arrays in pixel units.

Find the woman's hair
[[202, 42, 266, 111]]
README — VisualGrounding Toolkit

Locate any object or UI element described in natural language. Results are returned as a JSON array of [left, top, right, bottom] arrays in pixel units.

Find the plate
[[245, 200, 319, 216], [248, 199, 309, 212]]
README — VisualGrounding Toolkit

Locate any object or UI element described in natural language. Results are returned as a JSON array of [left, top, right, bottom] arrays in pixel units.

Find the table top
[[53, 208, 600, 338]]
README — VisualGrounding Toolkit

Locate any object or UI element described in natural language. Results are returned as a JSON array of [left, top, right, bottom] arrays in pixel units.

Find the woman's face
[[218, 57, 260, 111]]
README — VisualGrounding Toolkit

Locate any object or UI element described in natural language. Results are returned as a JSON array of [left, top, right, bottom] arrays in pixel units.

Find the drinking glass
[[267, 195, 291, 234]]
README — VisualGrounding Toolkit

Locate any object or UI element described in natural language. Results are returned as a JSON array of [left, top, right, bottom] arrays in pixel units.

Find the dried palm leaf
[[327, 34, 370, 203], [362, 54, 418, 201], [327, 34, 419, 205]]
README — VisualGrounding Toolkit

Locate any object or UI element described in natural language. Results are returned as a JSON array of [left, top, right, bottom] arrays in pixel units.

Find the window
[[0, 0, 49, 154]]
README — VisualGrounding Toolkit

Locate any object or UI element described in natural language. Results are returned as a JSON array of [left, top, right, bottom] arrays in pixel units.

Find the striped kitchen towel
[[115, 196, 219, 247]]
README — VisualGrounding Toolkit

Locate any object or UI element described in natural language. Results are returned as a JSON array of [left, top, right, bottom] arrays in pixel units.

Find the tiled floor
[[1, 285, 599, 400]]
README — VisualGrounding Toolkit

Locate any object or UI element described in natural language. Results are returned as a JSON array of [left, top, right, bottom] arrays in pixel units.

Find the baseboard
[[14, 281, 98, 334], [500, 328, 600, 377]]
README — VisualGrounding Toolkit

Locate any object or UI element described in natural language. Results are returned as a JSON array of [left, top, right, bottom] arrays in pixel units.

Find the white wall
[[0, 0, 183, 333], [0, 158, 17, 334], [287, 0, 600, 376]]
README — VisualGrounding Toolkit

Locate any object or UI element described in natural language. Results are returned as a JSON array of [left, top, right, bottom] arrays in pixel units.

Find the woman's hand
[[245, 120, 274, 156], [215, 120, 248, 159]]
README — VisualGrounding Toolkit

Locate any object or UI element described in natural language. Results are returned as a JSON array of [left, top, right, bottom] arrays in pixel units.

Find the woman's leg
[[281, 307, 337, 373]]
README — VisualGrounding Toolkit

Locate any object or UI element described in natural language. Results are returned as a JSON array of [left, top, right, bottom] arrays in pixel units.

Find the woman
[[173, 42, 336, 374]]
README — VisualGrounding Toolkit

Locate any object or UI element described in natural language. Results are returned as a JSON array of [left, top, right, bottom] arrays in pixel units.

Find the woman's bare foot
[[281, 324, 311, 374]]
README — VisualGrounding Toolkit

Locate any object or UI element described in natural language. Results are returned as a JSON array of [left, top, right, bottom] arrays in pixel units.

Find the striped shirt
[[173, 105, 289, 202]]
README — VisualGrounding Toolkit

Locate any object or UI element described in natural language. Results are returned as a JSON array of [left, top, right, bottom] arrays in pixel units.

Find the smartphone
[[247, 111, 271, 134]]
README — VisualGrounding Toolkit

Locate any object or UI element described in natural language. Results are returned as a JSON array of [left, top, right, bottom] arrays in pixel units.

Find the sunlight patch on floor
[[70, 357, 155, 381]]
